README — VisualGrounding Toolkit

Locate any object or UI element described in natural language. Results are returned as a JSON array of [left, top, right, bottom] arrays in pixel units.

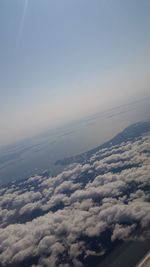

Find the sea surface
[[0, 98, 150, 185]]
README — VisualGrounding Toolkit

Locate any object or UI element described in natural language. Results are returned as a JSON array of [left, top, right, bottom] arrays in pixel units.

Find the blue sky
[[0, 0, 150, 145]]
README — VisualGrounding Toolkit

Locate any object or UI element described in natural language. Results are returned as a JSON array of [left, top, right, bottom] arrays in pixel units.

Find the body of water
[[0, 99, 150, 184]]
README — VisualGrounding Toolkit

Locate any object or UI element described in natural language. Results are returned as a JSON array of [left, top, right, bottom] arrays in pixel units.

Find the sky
[[0, 0, 150, 146]]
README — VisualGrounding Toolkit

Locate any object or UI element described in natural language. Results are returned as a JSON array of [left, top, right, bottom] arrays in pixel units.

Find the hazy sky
[[0, 0, 150, 145]]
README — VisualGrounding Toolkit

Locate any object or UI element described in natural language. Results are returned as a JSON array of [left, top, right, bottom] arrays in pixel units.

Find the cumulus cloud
[[0, 133, 149, 266]]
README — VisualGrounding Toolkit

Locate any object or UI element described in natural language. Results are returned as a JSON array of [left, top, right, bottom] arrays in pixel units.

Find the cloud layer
[[0, 134, 150, 267]]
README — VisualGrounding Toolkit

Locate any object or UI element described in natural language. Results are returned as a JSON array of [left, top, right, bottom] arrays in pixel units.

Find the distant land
[[55, 119, 150, 166], [0, 119, 149, 267]]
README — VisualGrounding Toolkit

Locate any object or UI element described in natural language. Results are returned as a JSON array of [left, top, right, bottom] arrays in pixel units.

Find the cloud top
[[0, 133, 150, 267]]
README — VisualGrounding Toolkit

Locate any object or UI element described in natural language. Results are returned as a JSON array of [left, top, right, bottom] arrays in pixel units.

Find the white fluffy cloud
[[0, 134, 149, 267]]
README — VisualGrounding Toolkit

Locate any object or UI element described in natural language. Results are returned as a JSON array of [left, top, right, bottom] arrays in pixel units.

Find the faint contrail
[[16, 0, 29, 45]]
